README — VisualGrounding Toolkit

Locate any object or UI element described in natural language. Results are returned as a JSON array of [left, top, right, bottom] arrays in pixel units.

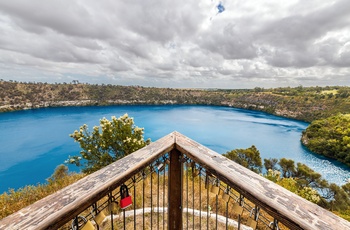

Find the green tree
[[278, 158, 296, 178], [67, 114, 150, 173], [297, 186, 321, 204], [323, 183, 350, 211], [343, 182, 350, 196], [264, 158, 278, 171], [302, 114, 350, 166], [223, 145, 262, 173], [295, 163, 323, 188]]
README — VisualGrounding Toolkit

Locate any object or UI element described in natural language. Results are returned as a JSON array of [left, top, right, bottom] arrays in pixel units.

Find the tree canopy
[[67, 114, 150, 173], [223, 145, 262, 173], [223, 145, 350, 212], [302, 114, 350, 166]]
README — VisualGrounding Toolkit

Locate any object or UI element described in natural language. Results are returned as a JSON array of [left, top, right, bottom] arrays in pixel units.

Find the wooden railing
[[1, 131, 349, 229]]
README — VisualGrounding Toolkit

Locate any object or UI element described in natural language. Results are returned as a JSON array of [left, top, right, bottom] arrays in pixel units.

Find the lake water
[[0, 105, 349, 193]]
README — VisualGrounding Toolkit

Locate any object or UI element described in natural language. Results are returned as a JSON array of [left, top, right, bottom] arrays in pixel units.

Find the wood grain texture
[[173, 131, 350, 230], [0, 133, 175, 230], [168, 149, 183, 229]]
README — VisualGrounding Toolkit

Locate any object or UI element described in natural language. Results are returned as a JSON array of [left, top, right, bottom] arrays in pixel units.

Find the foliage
[[276, 177, 299, 193], [0, 167, 84, 219], [265, 169, 281, 182], [322, 183, 350, 211], [67, 114, 150, 173], [224, 144, 350, 212], [223, 145, 262, 173], [297, 186, 321, 204], [3, 80, 350, 124], [295, 162, 327, 188], [264, 158, 278, 170], [302, 114, 350, 166], [278, 158, 296, 178], [267, 168, 322, 204], [47, 164, 69, 183]]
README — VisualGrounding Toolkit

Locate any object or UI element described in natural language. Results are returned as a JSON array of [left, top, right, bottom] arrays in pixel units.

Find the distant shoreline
[[2, 81, 349, 122]]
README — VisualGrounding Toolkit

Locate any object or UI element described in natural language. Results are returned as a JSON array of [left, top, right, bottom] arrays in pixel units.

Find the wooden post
[[168, 149, 182, 229]]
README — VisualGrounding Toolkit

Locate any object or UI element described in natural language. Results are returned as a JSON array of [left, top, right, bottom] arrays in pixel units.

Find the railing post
[[168, 149, 183, 229]]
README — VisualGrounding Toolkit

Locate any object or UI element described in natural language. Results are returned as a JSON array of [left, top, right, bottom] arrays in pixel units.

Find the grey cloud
[[0, 1, 114, 39], [257, 0, 350, 68], [183, 47, 223, 68], [265, 48, 319, 68], [117, 0, 205, 44], [198, 22, 258, 60], [0, 31, 103, 64], [259, 0, 350, 46], [0, 0, 350, 89]]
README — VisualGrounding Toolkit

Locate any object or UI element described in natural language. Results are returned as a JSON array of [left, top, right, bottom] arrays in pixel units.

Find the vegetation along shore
[[2, 80, 350, 165], [2, 80, 350, 221]]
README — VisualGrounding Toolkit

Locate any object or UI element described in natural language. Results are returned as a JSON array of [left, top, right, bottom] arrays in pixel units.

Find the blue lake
[[0, 105, 349, 193]]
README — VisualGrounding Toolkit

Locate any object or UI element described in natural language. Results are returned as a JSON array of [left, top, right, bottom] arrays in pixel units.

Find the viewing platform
[[1, 131, 349, 230]]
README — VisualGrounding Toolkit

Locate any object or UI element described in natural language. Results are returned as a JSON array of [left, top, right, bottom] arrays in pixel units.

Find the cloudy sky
[[0, 0, 350, 89]]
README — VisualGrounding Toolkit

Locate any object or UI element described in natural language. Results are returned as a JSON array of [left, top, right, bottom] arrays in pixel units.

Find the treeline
[[2, 80, 350, 165], [2, 80, 350, 122], [223, 146, 350, 220], [302, 114, 350, 166]]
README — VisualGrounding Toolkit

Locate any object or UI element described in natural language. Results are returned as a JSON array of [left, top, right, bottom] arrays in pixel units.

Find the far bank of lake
[[0, 105, 349, 193]]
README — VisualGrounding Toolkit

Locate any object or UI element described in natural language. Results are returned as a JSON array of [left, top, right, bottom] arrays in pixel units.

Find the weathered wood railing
[[1, 131, 350, 229]]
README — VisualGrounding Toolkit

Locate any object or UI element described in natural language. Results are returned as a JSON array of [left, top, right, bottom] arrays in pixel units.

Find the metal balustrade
[[1, 131, 350, 230]]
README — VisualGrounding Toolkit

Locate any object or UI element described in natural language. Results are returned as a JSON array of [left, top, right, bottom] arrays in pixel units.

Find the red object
[[120, 184, 132, 209], [120, 195, 132, 209]]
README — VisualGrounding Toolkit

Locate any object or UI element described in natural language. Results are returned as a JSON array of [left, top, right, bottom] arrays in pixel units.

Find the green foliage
[[68, 114, 150, 173], [0, 167, 84, 219], [264, 158, 278, 170], [225, 143, 350, 212], [223, 145, 262, 173], [295, 163, 325, 188], [297, 186, 321, 204], [3, 81, 350, 124], [278, 158, 296, 178], [265, 169, 281, 182], [323, 183, 350, 211], [265, 163, 322, 204], [302, 114, 350, 166], [343, 182, 350, 196], [276, 177, 298, 193], [267, 171, 322, 203]]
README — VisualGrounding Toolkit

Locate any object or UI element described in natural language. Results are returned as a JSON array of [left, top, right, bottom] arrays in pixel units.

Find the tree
[[295, 163, 323, 188], [47, 164, 69, 183], [302, 114, 350, 166], [343, 182, 350, 197], [67, 114, 150, 173], [323, 183, 350, 211], [264, 158, 278, 171], [278, 158, 296, 178], [223, 145, 262, 173]]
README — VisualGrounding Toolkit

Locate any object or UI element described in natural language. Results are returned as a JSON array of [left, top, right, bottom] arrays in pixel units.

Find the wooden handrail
[[1, 131, 349, 230], [174, 131, 350, 230], [0, 132, 175, 230]]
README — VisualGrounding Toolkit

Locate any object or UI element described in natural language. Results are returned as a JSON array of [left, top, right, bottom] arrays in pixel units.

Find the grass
[[2, 167, 348, 229], [321, 89, 338, 95], [0, 172, 84, 220]]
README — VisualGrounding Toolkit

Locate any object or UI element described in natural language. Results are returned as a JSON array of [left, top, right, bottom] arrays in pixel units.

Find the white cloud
[[0, 0, 349, 88]]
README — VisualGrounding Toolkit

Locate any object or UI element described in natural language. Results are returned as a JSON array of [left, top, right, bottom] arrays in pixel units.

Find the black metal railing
[[1, 131, 349, 230], [64, 153, 278, 230]]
